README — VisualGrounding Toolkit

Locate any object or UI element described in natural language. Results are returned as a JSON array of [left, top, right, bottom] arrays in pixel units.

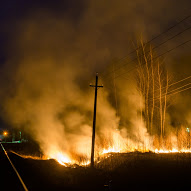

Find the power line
[[103, 28, 191, 80], [101, 38, 191, 113], [151, 81, 191, 101], [166, 82, 191, 96], [102, 71, 191, 108], [101, 60, 191, 103], [169, 75, 191, 87], [152, 25, 191, 52], [112, 39, 191, 80], [101, 14, 191, 78], [153, 74, 191, 94], [154, 85, 191, 102]]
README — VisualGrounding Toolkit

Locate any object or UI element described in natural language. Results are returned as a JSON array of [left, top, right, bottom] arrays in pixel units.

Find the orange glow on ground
[[11, 146, 191, 167]]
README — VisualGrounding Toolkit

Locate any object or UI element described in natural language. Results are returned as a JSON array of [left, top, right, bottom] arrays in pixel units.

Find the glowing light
[[48, 151, 72, 166], [3, 131, 8, 136], [10, 128, 191, 167], [56, 153, 71, 165], [79, 160, 91, 166], [102, 147, 121, 154], [154, 148, 191, 154]]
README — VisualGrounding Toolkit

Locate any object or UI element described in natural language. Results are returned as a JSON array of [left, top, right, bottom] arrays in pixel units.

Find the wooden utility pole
[[90, 73, 103, 168]]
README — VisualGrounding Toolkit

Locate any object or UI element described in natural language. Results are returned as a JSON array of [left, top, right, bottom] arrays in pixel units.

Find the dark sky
[[0, 1, 190, 63], [0, 0, 191, 131], [0, 0, 86, 62]]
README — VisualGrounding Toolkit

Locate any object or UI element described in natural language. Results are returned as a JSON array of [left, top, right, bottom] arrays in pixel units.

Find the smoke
[[0, 0, 191, 160]]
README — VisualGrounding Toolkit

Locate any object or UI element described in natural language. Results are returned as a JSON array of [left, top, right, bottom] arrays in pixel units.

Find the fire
[[102, 147, 121, 154], [46, 149, 73, 166], [51, 152, 91, 166], [10, 127, 191, 167], [50, 152, 72, 166], [154, 149, 179, 153], [154, 149, 191, 154], [11, 144, 191, 167], [46, 149, 91, 166]]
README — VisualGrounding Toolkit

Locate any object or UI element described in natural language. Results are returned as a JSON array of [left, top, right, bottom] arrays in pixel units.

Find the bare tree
[[136, 40, 171, 143], [150, 46, 155, 135], [157, 61, 163, 140]]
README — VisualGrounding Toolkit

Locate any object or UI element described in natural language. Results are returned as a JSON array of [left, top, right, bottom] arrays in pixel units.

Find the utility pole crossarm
[[90, 73, 103, 168], [90, 85, 103, 88]]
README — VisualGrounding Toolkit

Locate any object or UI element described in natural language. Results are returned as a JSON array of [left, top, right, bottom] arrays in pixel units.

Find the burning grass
[[3, 125, 191, 168], [7, 143, 191, 169]]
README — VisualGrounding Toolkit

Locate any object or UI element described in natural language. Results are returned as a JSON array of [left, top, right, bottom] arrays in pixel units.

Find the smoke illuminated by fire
[[0, 0, 191, 168], [11, 128, 191, 167], [12, 124, 191, 167]]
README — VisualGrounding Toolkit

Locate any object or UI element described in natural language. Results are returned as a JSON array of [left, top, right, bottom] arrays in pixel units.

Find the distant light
[[186, 128, 190, 133], [3, 131, 8, 136]]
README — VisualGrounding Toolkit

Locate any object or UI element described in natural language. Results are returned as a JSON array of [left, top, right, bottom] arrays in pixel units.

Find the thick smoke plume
[[0, 0, 191, 161]]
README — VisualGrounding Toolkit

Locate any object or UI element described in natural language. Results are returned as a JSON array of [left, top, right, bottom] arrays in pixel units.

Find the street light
[[3, 131, 8, 142], [3, 131, 8, 136]]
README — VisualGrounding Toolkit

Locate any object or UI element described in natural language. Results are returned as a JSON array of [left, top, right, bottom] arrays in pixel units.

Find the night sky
[[0, 0, 191, 133], [0, 0, 85, 61], [0, 1, 190, 67], [1, 4, 191, 191]]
